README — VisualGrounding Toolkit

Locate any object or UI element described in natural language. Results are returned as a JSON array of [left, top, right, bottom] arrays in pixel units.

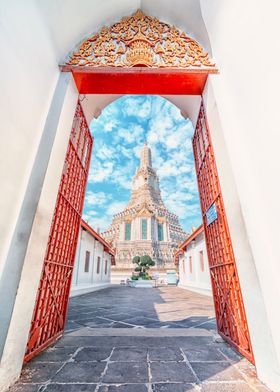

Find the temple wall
[[178, 232, 211, 296], [71, 228, 111, 297]]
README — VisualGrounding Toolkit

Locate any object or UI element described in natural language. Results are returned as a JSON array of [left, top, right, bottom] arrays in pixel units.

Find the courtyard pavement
[[9, 286, 271, 392]]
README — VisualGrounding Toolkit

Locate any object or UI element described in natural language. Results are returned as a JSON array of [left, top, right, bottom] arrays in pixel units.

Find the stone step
[[67, 327, 213, 337]]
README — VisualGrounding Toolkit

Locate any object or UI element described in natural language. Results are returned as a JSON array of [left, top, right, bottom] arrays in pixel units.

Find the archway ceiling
[[37, 0, 212, 63], [81, 94, 202, 127]]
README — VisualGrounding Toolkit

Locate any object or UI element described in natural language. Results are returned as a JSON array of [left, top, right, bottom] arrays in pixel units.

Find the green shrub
[[132, 254, 155, 280]]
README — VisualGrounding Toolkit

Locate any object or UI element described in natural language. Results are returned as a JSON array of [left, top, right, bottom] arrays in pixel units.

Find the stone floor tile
[[98, 384, 148, 392], [11, 287, 269, 391], [152, 383, 198, 392], [8, 384, 43, 392], [86, 323, 115, 329], [122, 317, 159, 327], [149, 347, 184, 361], [178, 337, 214, 349], [52, 362, 106, 383], [74, 347, 112, 362], [216, 345, 243, 362], [110, 322, 134, 328], [45, 384, 97, 391], [20, 363, 63, 383], [110, 347, 148, 361], [194, 322, 217, 331], [191, 362, 244, 382], [101, 313, 134, 322], [35, 347, 77, 362], [142, 322, 170, 329], [64, 321, 83, 332], [150, 362, 196, 383], [102, 362, 148, 383], [183, 346, 226, 362], [201, 382, 253, 391], [79, 318, 114, 326]]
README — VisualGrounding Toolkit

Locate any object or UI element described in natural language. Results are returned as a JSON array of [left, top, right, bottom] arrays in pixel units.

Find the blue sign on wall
[[206, 203, 218, 226]]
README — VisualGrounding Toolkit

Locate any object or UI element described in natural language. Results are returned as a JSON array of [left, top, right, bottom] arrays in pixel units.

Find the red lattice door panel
[[25, 101, 93, 362], [192, 103, 254, 363]]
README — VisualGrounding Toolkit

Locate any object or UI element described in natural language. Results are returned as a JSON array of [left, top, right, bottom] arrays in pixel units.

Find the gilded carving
[[66, 10, 215, 69]]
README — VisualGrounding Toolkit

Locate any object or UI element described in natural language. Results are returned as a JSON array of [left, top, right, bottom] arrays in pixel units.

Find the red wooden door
[[25, 101, 93, 362], [193, 103, 254, 363]]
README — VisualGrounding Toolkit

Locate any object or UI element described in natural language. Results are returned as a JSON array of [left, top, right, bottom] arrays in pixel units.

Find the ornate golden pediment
[[137, 203, 153, 217], [66, 10, 215, 69]]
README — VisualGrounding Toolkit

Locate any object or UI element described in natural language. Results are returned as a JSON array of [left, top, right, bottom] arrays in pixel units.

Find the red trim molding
[[174, 224, 204, 264], [81, 219, 115, 257]]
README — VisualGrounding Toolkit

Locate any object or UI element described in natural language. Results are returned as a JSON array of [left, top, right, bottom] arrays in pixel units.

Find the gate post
[[201, 78, 280, 388], [193, 101, 254, 362], [0, 74, 79, 391]]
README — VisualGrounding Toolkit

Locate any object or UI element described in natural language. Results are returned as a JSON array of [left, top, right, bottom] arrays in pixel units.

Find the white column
[[120, 222, 125, 241], [202, 77, 280, 390], [147, 218, 151, 240], [91, 237, 96, 284], [136, 217, 140, 240], [0, 74, 78, 390], [154, 219, 158, 241], [131, 220, 135, 241]]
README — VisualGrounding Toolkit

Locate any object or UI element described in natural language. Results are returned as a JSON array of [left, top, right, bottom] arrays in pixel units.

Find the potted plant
[[129, 255, 155, 287]]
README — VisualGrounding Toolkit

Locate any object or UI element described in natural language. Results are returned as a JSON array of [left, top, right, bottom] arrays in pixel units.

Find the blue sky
[[82, 95, 202, 234]]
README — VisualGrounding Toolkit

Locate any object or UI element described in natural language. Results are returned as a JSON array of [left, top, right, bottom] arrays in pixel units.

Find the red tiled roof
[[174, 224, 204, 265], [81, 219, 115, 261]]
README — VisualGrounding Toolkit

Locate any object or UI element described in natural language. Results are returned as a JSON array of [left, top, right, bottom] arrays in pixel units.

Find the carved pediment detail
[[66, 9, 216, 69]]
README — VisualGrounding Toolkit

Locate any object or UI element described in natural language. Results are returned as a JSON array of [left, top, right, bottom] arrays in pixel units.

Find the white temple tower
[[102, 143, 187, 280]]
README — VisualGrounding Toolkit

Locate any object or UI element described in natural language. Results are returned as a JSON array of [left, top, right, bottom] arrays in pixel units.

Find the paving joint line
[[179, 347, 201, 386], [95, 347, 115, 392]]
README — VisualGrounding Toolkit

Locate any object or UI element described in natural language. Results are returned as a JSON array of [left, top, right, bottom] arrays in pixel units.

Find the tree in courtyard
[[132, 255, 155, 279]]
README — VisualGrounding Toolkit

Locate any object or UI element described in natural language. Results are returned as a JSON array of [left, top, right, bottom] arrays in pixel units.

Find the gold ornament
[[65, 10, 216, 69]]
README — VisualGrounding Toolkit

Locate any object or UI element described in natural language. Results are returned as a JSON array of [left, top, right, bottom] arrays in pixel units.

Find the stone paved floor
[[9, 286, 271, 392]]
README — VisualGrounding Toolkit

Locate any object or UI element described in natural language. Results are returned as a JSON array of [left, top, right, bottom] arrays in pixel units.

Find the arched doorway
[[25, 10, 254, 364]]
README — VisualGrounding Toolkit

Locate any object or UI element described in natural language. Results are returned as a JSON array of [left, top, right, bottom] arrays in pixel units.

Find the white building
[[175, 225, 211, 296], [71, 220, 115, 297]]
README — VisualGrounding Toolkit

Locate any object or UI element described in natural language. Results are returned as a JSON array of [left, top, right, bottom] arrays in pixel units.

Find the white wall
[[200, 2, 280, 389], [0, 75, 78, 391], [178, 232, 211, 296], [71, 228, 111, 297], [0, 1, 59, 279]]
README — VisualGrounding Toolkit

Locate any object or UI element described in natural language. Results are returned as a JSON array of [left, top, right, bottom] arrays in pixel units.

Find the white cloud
[[88, 161, 114, 183], [106, 201, 127, 216], [103, 119, 119, 132], [84, 191, 110, 208], [111, 161, 135, 190], [95, 144, 115, 160], [122, 96, 152, 119], [84, 216, 112, 233], [118, 124, 145, 144]]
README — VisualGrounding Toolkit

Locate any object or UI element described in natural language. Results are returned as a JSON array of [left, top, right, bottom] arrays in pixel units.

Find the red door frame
[[25, 101, 93, 362], [26, 65, 254, 363], [193, 103, 254, 363]]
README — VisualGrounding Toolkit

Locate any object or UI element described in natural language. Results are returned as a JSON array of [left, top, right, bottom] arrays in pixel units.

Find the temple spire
[[140, 142, 152, 168]]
